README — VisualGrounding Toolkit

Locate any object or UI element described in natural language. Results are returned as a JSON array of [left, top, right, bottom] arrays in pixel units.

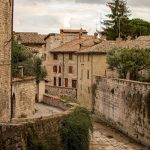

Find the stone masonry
[[0, 0, 12, 122], [94, 76, 150, 147], [12, 77, 36, 118], [46, 84, 77, 100]]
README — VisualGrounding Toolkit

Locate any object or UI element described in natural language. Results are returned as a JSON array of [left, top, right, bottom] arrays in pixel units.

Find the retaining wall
[[94, 76, 150, 147]]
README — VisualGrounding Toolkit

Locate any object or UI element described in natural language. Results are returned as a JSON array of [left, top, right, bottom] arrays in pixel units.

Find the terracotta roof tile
[[14, 32, 46, 44], [78, 37, 150, 54], [50, 37, 99, 53]]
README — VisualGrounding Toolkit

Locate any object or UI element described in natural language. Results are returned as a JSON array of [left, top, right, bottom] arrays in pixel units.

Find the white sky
[[14, 0, 150, 35]]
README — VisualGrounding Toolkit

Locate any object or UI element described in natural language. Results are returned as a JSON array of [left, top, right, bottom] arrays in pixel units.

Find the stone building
[[44, 29, 88, 52], [45, 34, 98, 99], [77, 40, 118, 109], [0, 0, 12, 122], [77, 37, 150, 110], [14, 32, 46, 57]]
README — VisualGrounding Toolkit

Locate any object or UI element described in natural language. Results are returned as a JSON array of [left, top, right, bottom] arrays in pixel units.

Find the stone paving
[[28, 103, 63, 119], [90, 120, 148, 150]]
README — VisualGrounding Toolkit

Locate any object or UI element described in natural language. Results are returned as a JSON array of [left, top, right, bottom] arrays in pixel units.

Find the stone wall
[[12, 77, 36, 118], [43, 94, 73, 111], [46, 85, 77, 100], [0, 0, 12, 122], [94, 76, 150, 147], [0, 106, 74, 150]]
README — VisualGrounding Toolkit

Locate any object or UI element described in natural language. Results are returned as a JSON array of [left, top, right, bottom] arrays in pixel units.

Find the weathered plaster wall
[[94, 76, 150, 147], [77, 54, 117, 110], [45, 52, 77, 89], [0, 0, 12, 122], [12, 77, 36, 118], [46, 85, 77, 100]]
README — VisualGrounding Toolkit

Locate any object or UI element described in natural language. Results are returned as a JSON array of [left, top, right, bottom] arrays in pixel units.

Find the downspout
[[10, 0, 14, 121]]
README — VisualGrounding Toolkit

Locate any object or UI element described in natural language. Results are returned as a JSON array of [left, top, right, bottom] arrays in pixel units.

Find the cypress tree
[[102, 0, 130, 40]]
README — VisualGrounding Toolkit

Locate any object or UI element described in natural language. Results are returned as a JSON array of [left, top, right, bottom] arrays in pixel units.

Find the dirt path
[[90, 119, 148, 150]]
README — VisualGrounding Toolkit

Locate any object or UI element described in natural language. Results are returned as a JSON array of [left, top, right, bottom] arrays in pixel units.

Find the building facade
[[45, 33, 97, 99], [0, 0, 12, 122]]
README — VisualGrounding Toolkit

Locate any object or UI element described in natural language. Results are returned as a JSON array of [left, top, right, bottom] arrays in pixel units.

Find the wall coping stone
[[95, 76, 150, 86], [46, 85, 77, 90], [12, 77, 36, 83]]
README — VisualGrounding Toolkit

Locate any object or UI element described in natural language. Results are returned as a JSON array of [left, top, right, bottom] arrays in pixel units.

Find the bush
[[61, 107, 93, 150]]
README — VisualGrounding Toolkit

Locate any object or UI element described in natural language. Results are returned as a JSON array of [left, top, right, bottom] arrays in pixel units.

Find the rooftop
[[14, 32, 46, 44], [50, 36, 99, 53], [60, 29, 88, 34]]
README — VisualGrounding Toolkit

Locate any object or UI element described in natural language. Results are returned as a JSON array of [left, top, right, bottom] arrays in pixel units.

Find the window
[[54, 77, 56, 86], [87, 70, 89, 79], [72, 80, 77, 88], [69, 66, 73, 74], [53, 66, 57, 73], [53, 53, 58, 60], [65, 78, 68, 87], [69, 53, 73, 60], [88, 87, 91, 93], [59, 66, 61, 73], [58, 78, 61, 86]]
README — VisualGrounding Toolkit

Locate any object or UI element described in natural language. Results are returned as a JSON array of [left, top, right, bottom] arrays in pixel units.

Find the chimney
[[18, 66, 24, 78], [79, 28, 83, 39]]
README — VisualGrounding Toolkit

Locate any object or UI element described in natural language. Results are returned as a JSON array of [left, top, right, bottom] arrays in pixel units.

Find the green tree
[[107, 48, 150, 81], [102, 0, 130, 40], [128, 18, 150, 38], [12, 41, 47, 101]]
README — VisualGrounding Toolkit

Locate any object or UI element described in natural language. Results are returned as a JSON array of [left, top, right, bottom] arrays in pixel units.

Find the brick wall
[[94, 76, 150, 147], [0, 0, 12, 122], [12, 77, 36, 118]]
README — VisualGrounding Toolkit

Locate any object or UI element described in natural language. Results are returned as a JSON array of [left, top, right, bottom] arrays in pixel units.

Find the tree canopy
[[102, 0, 130, 40], [102, 0, 150, 40], [12, 40, 47, 83], [107, 48, 150, 81]]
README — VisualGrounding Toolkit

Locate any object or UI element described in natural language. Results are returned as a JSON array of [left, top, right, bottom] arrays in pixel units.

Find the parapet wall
[[43, 94, 73, 111], [94, 76, 150, 147], [46, 85, 77, 100], [0, 105, 75, 150]]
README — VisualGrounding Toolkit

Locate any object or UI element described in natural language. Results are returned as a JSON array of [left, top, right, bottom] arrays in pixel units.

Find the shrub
[[61, 107, 93, 150]]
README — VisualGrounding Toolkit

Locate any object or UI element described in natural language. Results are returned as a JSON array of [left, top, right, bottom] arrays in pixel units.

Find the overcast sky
[[14, 0, 150, 34]]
